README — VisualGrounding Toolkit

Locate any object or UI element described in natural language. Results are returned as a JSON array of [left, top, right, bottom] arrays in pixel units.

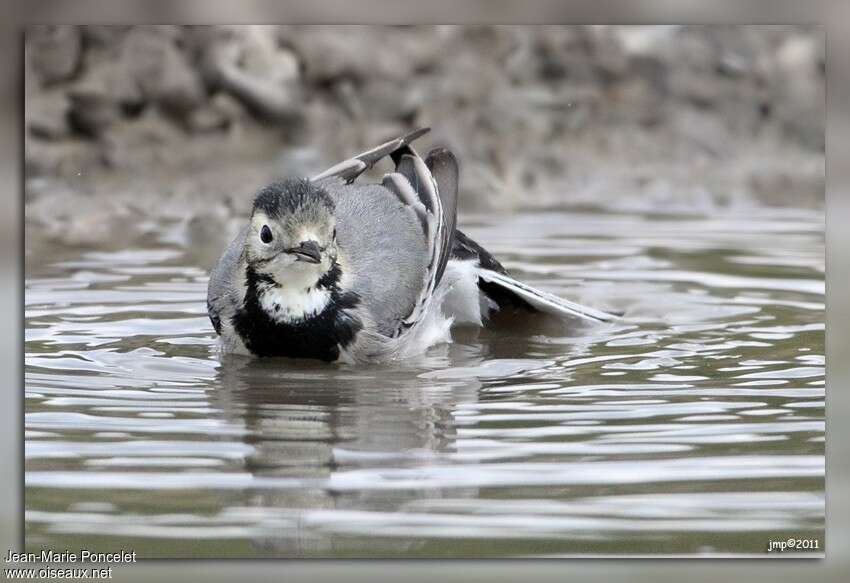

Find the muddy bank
[[24, 25, 824, 246]]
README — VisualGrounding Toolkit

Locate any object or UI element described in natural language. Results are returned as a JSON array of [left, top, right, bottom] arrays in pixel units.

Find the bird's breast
[[231, 284, 362, 361], [259, 285, 332, 324]]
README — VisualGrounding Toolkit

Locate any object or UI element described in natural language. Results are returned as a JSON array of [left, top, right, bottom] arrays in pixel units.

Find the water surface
[[25, 206, 825, 557]]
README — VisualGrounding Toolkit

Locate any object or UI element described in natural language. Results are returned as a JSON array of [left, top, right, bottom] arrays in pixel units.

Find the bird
[[207, 128, 618, 362]]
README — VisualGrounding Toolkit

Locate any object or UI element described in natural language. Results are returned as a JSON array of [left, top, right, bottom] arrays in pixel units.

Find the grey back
[[321, 178, 429, 336]]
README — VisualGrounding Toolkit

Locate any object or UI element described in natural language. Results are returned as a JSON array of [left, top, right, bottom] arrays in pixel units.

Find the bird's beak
[[286, 240, 322, 264]]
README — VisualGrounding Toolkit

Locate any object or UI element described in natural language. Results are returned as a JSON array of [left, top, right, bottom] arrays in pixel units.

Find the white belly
[[439, 259, 493, 326]]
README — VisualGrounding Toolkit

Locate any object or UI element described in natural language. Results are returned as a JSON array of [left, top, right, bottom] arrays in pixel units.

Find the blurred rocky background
[[24, 25, 824, 245]]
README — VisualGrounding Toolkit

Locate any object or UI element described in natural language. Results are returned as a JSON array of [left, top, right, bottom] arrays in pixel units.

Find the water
[[24, 206, 825, 557]]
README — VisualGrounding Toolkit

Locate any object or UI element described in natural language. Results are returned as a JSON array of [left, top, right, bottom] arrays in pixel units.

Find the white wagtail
[[207, 128, 618, 362]]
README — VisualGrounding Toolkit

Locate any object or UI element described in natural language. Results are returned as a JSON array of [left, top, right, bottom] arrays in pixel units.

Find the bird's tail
[[477, 269, 621, 323]]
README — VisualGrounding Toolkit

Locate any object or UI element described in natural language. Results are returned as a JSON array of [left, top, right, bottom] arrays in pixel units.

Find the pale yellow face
[[245, 209, 338, 287]]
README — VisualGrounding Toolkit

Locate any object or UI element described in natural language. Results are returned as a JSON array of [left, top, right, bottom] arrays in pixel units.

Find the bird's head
[[244, 179, 339, 290]]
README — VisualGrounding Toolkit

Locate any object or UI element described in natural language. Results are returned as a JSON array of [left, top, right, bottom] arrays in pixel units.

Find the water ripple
[[24, 208, 824, 556]]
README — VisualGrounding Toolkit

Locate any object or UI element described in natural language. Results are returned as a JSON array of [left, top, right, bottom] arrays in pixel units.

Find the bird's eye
[[260, 225, 273, 244]]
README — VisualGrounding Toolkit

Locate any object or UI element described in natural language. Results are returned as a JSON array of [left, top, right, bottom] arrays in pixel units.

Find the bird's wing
[[325, 181, 430, 337], [451, 230, 621, 323], [382, 145, 458, 335], [425, 148, 458, 284], [310, 128, 431, 184], [315, 129, 458, 338], [207, 225, 248, 334]]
